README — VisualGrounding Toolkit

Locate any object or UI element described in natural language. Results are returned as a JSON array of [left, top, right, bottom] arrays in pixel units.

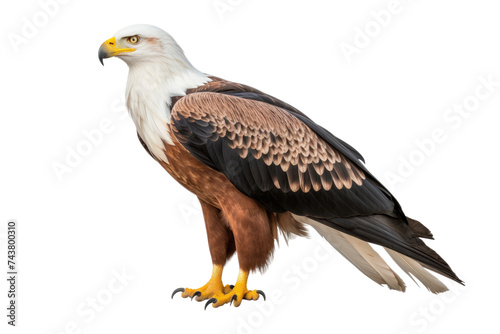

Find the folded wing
[[170, 88, 462, 289]]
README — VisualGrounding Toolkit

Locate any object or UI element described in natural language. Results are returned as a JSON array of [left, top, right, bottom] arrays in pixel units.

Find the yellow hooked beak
[[98, 37, 136, 65]]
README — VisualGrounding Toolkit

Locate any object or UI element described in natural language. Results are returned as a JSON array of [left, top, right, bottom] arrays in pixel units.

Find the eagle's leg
[[204, 194, 274, 308], [172, 198, 235, 301]]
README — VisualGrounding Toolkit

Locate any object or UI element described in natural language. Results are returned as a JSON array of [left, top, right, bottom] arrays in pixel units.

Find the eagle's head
[[98, 24, 208, 96], [98, 24, 189, 68]]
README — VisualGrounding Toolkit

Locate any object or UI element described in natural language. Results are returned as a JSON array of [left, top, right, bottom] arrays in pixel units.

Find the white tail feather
[[295, 215, 450, 293], [385, 248, 448, 294], [342, 234, 406, 291], [297, 216, 406, 291]]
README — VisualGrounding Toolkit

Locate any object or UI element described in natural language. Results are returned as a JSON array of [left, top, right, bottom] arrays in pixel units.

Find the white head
[[98, 24, 210, 163], [99, 24, 203, 75]]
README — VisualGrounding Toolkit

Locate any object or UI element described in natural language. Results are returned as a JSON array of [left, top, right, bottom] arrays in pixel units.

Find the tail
[[293, 215, 463, 294]]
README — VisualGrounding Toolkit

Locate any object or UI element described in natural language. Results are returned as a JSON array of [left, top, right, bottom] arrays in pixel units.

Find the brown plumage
[[155, 77, 461, 293], [172, 91, 366, 193], [140, 121, 304, 273]]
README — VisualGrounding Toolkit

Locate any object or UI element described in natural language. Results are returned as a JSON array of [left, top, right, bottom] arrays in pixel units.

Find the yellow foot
[[171, 283, 234, 301], [205, 286, 265, 309], [204, 269, 266, 309], [171, 264, 233, 302]]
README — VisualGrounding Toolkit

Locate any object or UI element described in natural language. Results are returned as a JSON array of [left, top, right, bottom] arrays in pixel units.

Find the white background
[[1, 0, 498, 333]]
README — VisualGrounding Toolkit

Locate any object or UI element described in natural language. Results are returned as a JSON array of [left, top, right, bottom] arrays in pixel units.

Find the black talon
[[205, 298, 217, 310], [171, 287, 184, 299], [191, 291, 201, 300], [230, 294, 238, 306], [256, 290, 266, 301]]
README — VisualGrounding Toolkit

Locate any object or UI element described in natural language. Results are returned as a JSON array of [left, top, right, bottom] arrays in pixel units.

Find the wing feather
[[171, 92, 390, 218]]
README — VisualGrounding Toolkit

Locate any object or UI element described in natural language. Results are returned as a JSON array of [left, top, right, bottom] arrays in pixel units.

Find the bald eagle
[[98, 24, 462, 309]]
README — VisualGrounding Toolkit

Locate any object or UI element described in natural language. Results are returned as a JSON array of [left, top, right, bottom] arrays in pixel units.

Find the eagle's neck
[[125, 60, 210, 163]]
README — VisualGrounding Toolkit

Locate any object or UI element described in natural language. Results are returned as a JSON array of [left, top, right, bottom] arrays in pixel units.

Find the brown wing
[[171, 92, 394, 218], [169, 89, 462, 284]]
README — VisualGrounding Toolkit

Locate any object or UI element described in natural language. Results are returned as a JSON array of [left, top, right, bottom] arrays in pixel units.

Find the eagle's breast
[[125, 64, 211, 164]]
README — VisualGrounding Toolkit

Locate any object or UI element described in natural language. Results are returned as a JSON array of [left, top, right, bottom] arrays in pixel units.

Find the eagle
[[98, 24, 462, 309]]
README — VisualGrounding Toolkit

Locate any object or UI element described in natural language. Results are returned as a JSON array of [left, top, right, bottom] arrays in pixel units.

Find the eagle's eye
[[127, 36, 139, 44]]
